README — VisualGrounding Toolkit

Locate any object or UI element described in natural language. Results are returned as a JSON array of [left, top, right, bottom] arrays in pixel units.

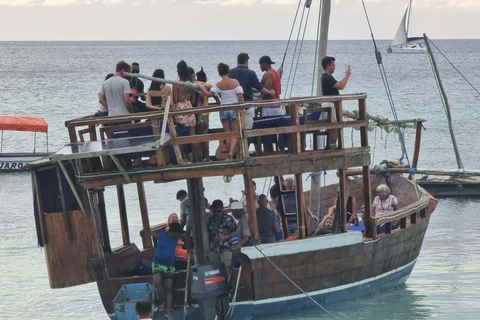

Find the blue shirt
[[321, 73, 339, 96], [229, 66, 263, 102], [153, 231, 178, 267]]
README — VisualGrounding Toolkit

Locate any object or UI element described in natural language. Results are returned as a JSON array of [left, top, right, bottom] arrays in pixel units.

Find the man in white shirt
[[99, 60, 133, 116]]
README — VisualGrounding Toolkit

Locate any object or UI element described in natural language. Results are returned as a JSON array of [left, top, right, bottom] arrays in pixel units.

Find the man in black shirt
[[130, 62, 147, 113], [230, 53, 275, 129], [320, 56, 351, 148]]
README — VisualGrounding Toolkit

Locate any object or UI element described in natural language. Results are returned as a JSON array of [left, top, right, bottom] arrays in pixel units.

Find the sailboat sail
[[391, 8, 408, 46]]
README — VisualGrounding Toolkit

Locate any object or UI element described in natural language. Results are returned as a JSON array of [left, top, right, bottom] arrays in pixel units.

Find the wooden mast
[[424, 34, 464, 172], [187, 178, 209, 264], [310, 0, 331, 220]]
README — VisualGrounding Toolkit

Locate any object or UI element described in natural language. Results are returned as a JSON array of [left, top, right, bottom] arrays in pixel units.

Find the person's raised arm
[[333, 68, 351, 90], [99, 93, 107, 110], [199, 83, 216, 98]]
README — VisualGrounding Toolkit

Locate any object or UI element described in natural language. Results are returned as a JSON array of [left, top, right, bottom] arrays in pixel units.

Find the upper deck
[[39, 94, 372, 189]]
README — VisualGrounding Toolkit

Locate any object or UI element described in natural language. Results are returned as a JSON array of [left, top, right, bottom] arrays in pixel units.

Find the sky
[[0, 0, 479, 41]]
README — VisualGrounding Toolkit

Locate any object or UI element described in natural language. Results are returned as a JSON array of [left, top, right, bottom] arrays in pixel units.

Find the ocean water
[[1, 40, 480, 319]]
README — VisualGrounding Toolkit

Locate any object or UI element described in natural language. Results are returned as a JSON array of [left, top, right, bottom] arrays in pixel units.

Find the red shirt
[[261, 68, 281, 107]]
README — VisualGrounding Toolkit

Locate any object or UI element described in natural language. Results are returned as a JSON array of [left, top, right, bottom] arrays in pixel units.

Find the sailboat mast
[[424, 34, 464, 171], [310, 0, 331, 220]]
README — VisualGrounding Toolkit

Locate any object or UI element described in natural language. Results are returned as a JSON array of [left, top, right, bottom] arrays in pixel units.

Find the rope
[[283, 4, 308, 98], [225, 265, 242, 319], [427, 38, 480, 96], [253, 244, 339, 320], [278, 0, 303, 77], [361, 0, 413, 170], [287, 4, 312, 98]]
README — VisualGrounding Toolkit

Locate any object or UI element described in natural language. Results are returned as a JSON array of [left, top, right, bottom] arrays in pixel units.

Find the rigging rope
[[426, 37, 480, 96], [278, 0, 303, 78], [253, 244, 339, 320], [360, 0, 414, 176]]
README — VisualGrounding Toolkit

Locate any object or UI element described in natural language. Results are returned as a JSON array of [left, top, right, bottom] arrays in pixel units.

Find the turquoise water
[[1, 40, 480, 319]]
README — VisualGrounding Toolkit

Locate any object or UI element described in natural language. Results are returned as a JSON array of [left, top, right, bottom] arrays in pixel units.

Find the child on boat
[[152, 215, 184, 320]]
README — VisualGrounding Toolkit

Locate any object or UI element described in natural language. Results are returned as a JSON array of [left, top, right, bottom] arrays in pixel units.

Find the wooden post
[[152, 118, 168, 167], [56, 165, 72, 242], [187, 178, 208, 264], [33, 170, 48, 245], [238, 108, 249, 159], [358, 98, 375, 238], [97, 189, 111, 251], [243, 179, 259, 239], [137, 182, 152, 249], [412, 120, 423, 169], [294, 173, 307, 238], [334, 100, 344, 149], [275, 176, 289, 237], [167, 117, 184, 165], [116, 185, 131, 245], [338, 169, 347, 233]]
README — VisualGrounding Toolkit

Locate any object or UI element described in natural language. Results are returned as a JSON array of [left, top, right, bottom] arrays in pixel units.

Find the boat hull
[[387, 44, 426, 54], [0, 153, 48, 172], [417, 179, 480, 197]]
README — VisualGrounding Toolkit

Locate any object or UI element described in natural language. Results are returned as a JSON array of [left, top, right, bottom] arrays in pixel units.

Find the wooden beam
[[116, 185, 130, 245], [169, 131, 240, 145], [33, 170, 48, 245], [137, 182, 152, 249], [97, 189, 111, 251], [412, 120, 423, 169], [244, 179, 259, 239], [110, 155, 132, 183], [187, 178, 208, 264], [295, 173, 306, 238], [57, 160, 86, 213], [274, 176, 289, 237], [56, 164, 72, 242], [338, 169, 347, 233], [167, 116, 184, 165]]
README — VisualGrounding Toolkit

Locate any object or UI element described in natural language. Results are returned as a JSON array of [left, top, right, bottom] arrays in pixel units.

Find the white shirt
[[372, 195, 398, 216]]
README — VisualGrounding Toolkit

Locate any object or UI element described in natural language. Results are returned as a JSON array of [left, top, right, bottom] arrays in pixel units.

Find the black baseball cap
[[209, 199, 224, 211], [259, 55, 275, 65], [168, 222, 185, 234]]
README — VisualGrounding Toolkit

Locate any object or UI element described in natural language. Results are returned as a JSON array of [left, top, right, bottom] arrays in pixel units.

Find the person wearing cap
[[152, 220, 184, 320], [231, 200, 251, 251], [259, 55, 282, 117], [207, 199, 238, 277], [230, 53, 277, 129]]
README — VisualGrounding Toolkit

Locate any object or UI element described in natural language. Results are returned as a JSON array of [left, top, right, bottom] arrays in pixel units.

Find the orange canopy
[[0, 116, 48, 133]]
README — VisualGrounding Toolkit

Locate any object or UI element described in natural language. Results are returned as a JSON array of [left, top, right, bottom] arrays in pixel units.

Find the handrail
[[375, 193, 430, 225]]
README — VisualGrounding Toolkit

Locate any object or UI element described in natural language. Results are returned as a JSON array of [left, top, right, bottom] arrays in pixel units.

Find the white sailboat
[[387, 0, 426, 54]]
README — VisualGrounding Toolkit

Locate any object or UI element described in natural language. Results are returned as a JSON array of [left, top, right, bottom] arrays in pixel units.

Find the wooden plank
[[244, 121, 367, 139], [187, 178, 208, 263], [137, 182, 152, 249], [295, 174, 306, 238], [110, 155, 132, 183], [338, 168, 347, 233], [334, 100, 344, 149], [169, 131, 240, 145], [116, 185, 131, 245], [33, 170, 48, 245], [167, 116, 184, 165], [97, 189, 111, 251], [244, 179, 259, 239], [56, 165, 72, 242], [412, 120, 423, 169], [239, 108, 249, 159]]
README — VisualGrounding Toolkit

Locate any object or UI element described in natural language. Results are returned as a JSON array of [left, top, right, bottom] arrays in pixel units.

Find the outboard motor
[[189, 262, 230, 320]]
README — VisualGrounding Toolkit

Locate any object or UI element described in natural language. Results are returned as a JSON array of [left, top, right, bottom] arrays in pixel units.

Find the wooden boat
[[0, 115, 49, 172], [30, 93, 437, 319]]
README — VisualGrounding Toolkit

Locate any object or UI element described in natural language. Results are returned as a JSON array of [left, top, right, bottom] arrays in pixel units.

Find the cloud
[[42, 0, 76, 5]]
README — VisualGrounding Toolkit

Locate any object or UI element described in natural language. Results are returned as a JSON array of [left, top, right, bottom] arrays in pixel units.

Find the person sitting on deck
[[256, 194, 280, 243], [276, 177, 318, 235], [145, 69, 173, 111], [372, 184, 399, 234], [207, 199, 238, 279], [152, 219, 184, 320], [313, 216, 334, 236], [198, 63, 244, 160], [173, 60, 198, 163], [318, 187, 358, 231], [135, 299, 153, 320]]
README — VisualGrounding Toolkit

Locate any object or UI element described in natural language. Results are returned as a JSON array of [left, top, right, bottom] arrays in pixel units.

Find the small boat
[[386, 0, 426, 54], [0, 115, 49, 172]]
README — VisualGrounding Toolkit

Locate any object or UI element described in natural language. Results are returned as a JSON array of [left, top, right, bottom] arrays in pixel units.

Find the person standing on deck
[[129, 62, 147, 113], [99, 61, 132, 116], [231, 200, 252, 251], [259, 55, 281, 117], [230, 53, 276, 129], [152, 221, 184, 320], [320, 56, 351, 149], [256, 194, 280, 243]]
